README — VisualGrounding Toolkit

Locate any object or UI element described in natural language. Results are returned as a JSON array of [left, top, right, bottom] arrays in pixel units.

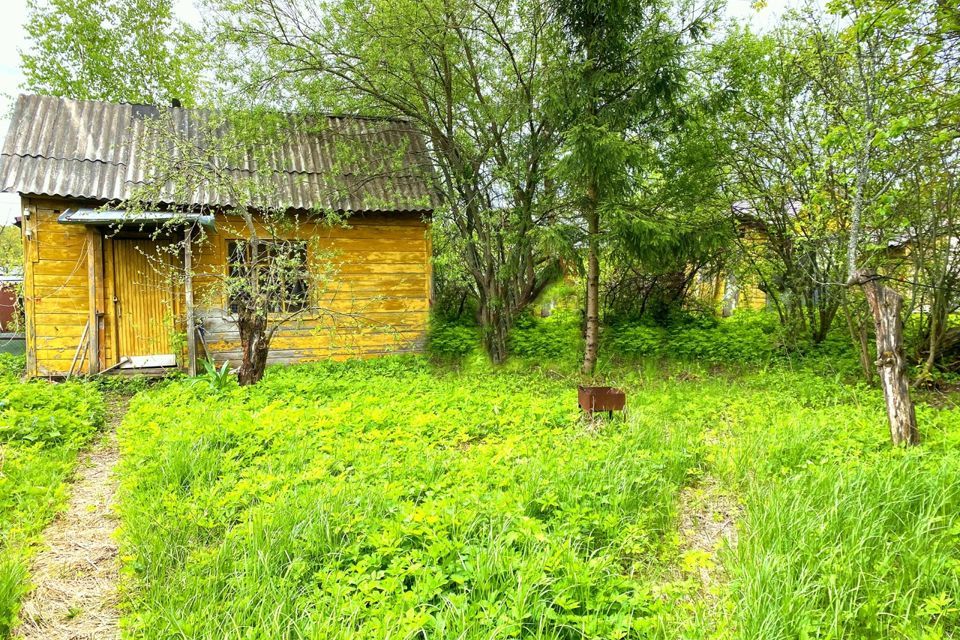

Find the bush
[[605, 312, 782, 365], [668, 312, 780, 364], [0, 354, 24, 379], [427, 319, 479, 360], [606, 324, 668, 359], [508, 311, 582, 362], [431, 307, 862, 371]]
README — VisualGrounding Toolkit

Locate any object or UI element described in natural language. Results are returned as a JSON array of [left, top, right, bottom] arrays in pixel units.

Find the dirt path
[[672, 469, 741, 634], [677, 477, 740, 589], [14, 395, 128, 640]]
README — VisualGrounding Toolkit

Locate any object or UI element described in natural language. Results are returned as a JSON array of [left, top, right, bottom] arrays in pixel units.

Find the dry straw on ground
[[673, 473, 741, 632]]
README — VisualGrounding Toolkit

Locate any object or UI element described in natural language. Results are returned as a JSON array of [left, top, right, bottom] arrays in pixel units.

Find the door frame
[[103, 233, 184, 369]]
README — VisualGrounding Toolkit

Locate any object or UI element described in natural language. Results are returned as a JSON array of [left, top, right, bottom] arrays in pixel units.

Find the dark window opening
[[227, 240, 310, 314]]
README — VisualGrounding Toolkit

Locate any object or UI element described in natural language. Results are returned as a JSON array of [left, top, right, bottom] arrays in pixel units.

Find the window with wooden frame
[[226, 240, 310, 314]]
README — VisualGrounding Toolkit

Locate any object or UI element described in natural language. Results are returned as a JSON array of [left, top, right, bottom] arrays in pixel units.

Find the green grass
[[711, 379, 960, 639], [0, 354, 104, 635], [117, 358, 705, 638], [110, 357, 960, 638]]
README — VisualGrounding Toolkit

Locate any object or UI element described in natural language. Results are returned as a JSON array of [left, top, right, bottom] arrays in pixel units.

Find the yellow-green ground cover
[[0, 355, 104, 635], [117, 358, 960, 639]]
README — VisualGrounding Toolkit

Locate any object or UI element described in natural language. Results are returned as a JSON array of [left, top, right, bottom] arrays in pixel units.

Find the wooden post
[[184, 225, 197, 377], [86, 227, 102, 375], [849, 269, 918, 446], [22, 200, 38, 377]]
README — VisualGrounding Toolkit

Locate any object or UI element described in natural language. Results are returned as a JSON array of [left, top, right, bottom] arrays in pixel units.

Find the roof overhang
[[58, 208, 215, 227]]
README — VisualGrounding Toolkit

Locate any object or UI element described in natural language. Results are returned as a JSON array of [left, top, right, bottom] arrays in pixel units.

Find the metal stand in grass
[[577, 385, 627, 424]]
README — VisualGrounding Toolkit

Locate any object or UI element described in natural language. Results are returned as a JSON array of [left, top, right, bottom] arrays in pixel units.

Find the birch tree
[[21, 0, 207, 105], [799, 0, 957, 445]]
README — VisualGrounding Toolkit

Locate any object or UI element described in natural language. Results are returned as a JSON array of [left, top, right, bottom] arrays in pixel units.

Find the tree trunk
[[920, 294, 946, 380], [841, 296, 873, 384], [849, 270, 918, 446], [236, 312, 271, 386], [722, 273, 738, 317], [582, 198, 600, 375], [478, 299, 510, 364]]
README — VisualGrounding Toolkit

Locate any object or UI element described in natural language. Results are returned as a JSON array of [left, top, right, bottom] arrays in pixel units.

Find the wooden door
[[112, 239, 177, 360]]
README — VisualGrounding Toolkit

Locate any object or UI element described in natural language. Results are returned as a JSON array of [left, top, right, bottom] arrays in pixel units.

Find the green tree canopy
[[21, 0, 207, 105]]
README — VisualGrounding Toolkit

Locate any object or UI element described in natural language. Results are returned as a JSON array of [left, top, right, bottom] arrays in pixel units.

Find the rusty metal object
[[578, 385, 626, 417]]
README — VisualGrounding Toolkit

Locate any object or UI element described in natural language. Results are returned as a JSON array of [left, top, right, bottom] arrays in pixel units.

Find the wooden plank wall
[[21, 197, 432, 375], [21, 197, 107, 376], [193, 213, 432, 365]]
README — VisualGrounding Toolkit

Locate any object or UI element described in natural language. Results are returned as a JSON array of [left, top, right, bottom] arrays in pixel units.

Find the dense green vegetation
[[118, 358, 697, 637], [116, 356, 960, 638], [431, 310, 863, 379], [10, 0, 960, 635], [0, 354, 104, 634]]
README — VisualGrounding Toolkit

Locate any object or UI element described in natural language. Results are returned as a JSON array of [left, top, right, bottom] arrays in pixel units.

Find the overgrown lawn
[[0, 355, 104, 635], [116, 358, 960, 639]]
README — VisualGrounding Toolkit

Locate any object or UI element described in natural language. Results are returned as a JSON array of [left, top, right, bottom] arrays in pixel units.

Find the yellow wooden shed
[[0, 95, 435, 377]]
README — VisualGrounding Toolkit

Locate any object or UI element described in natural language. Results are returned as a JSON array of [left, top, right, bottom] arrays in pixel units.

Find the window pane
[[226, 239, 309, 314]]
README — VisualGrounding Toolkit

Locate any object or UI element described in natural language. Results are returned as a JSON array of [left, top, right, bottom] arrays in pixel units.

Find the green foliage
[[664, 313, 780, 364], [731, 455, 960, 638], [0, 355, 24, 379], [0, 227, 21, 276], [114, 358, 960, 638], [508, 311, 583, 363], [198, 358, 235, 393], [211, 0, 568, 363], [21, 0, 206, 105], [432, 310, 860, 370], [0, 369, 104, 635], [427, 319, 479, 361], [606, 312, 780, 364], [117, 358, 702, 638], [606, 323, 668, 359], [95, 374, 156, 396], [699, 373, 960, 639]]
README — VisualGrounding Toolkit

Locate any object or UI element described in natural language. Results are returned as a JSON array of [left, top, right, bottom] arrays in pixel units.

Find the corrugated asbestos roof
[[0, 94, 436, 213]]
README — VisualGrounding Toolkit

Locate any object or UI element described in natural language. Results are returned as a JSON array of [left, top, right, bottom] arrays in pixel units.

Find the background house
[[0, 94, 435, 377], [0, 270, 23, 356]]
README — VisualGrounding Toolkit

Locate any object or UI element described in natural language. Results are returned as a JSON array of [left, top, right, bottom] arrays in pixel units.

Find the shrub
[[667, 312, 780, 364], [427, 319, 479, 360], [606, 323, 668, 358], [507, 311, 582, 362], [605, 312, 782, 365], [0, 355, 24, 379]]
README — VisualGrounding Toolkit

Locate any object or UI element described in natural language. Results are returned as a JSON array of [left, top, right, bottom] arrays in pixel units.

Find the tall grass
[[0, 355, 104, 636], [702, 373, 960, 639], [116, 358, 960, 639], [118, 358, 705, 639], [730, 454, 960, 639]]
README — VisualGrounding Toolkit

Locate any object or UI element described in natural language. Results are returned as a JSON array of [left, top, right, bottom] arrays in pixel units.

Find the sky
[[0, 0, 798, 225]]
